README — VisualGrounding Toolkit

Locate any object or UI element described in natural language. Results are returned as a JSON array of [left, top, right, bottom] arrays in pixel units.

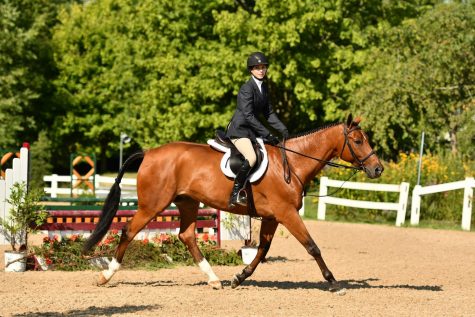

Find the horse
[[83, 114, 383, 292]]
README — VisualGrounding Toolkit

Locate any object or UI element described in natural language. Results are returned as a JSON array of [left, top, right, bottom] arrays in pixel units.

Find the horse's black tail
[[83, 151, 145, 253]]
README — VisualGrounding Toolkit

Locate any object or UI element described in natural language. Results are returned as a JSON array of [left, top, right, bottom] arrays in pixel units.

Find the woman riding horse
[[226, 52, 288, 208]]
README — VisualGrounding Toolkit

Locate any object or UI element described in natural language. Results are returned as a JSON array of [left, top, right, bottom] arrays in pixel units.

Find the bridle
[[276, 123, 376, 191], [340, 124, 376, 168], [277, 123, 375, 172]]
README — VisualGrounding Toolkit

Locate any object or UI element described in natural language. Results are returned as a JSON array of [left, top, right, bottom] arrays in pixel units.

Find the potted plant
[[221, 213, 259, 264], [0, 182, 48, 272]]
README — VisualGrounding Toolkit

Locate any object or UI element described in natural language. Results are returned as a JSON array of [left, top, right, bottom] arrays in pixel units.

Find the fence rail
[[42, 175, 252, 241], [43, 174, 137, 198], [410, 177, 474, 231], [317, 176, 410, 226]]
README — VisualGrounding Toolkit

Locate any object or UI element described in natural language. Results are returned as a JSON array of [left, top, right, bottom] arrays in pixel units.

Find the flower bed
[[32, 230, 242, 271]]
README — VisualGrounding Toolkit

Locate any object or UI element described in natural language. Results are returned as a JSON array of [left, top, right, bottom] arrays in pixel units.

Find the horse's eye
[[354, 139, 363, 145]]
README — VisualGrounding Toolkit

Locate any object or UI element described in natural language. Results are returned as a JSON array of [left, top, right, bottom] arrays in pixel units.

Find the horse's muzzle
[[364, 163, 384, 179]]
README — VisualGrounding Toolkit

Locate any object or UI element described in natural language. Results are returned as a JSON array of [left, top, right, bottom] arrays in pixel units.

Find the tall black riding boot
[[228, 160, 252, 208]]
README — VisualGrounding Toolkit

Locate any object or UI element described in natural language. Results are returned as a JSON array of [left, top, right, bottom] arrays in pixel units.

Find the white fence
[[43, 174, 137, 198], [44, 173, 474, 231], [317, 176, 410, 226], [411, 177, 475, 231], [0, 146, 29, 245]]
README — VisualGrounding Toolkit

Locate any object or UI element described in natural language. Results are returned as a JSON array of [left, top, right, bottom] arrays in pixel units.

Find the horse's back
[[144, 141, 215, 160], [139, 141, 220, 174]]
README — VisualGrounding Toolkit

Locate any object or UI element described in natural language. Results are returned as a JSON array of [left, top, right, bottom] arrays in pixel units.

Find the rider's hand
[[266, 134, 280, 146], [282, 130, 289, 140]]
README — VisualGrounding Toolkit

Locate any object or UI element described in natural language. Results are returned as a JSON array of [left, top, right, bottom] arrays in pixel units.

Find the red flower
[[159, 234, 170, 243], [202, 234, 209, 242], [142, 238, 149, 245]]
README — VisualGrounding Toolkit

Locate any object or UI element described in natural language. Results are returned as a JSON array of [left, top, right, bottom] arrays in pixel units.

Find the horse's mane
[[288, 121, 342, 140]]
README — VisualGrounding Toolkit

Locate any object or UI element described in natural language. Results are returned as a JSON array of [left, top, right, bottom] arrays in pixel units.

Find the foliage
[[50, 0, 438, 170], [0, 0, 78, 150], [32, 230, 242, 271], [0, 182, 48, 251], [29, 131, 53, 190], [350, 2, 475, 159], [2, 0, 471, 174], [306, 151, 474, 226]]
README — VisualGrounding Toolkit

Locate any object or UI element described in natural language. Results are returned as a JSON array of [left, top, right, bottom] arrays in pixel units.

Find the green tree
[[52, 0, 441, 169], [0, 0, 78, 148], [29, 131, 53, 190], [350, 2, 475, 159]]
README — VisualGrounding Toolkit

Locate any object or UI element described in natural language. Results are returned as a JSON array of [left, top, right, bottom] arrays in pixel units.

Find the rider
[[225, 51, 289, 208]]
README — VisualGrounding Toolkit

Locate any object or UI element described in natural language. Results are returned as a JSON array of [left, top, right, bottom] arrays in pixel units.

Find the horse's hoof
[[208, 280, 222, 289], [97, 272, 109, 286], [231, 275, 240, 289], [328, 281, 345, 294]]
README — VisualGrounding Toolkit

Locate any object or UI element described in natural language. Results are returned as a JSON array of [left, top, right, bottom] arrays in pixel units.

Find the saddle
[[208, 130, 269, 217], [208, 130, 268, 182]]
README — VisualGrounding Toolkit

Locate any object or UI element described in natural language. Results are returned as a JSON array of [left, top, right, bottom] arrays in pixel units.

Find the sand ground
[[1, 220, 475, 317]]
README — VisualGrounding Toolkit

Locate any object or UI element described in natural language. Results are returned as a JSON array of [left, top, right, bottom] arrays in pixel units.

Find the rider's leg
[[228, 138, 256, 208], [232, 138, 257, 167]]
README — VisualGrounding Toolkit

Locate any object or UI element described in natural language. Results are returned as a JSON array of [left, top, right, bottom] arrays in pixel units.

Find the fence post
[[0, 179, 5, 244], [299, 196, 305, 216], [396, 182, 409, 227], [95, 174, 101, 192], [12, 158, 21, 184], [51, 174, 58, 198], [410, 185, 422, 226], [317, 176, 328, 220], [4, 169, 13, 232], [20, 147, 28, 184], [461, 177, 474, 231]]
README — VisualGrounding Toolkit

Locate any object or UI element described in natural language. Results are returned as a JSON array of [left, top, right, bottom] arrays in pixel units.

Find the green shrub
[[32, 231, 242, 271]]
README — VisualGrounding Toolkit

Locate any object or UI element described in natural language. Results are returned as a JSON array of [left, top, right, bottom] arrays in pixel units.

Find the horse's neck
[[286, 124, 343, 185]]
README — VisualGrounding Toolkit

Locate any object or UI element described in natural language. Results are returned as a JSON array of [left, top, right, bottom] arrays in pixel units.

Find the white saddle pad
[[207, 138, 268, 183]]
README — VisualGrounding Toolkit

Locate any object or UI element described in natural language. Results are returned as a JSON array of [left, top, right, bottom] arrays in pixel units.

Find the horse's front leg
[[231, 218, 278, 288], [176, 198, 222, 289], [280, 211, 344, 293]]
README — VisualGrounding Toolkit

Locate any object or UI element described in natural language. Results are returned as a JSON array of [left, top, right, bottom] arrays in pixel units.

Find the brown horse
[[83, 114, 383, 292]]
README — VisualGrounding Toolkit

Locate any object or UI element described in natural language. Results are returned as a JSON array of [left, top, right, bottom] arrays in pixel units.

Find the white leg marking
[[198, 259, 220, 282], [102, 258, 121, 281]]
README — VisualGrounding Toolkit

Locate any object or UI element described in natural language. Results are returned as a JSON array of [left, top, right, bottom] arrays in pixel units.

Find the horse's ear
[[354, 116, 361, 125], [346, 114, 353, 126]]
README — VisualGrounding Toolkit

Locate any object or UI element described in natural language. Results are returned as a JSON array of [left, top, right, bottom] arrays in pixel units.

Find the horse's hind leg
[[175, 196, 222, 289], [280, 211, 343, 293], [98, 206, 164, 285], [232, 219, 279, 288]]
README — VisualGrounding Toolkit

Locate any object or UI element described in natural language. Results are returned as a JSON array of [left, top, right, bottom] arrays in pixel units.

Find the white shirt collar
[[252, 76, 263, 93]]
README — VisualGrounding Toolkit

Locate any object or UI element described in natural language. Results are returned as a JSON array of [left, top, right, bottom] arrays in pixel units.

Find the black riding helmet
[[247, 52, 269, 71]]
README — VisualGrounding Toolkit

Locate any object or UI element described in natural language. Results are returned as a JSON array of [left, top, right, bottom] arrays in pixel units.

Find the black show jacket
[[226, 77, 287, 140]]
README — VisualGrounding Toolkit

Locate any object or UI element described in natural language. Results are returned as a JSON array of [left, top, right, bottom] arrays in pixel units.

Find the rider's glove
[[266, 133, 280, 146], [282, 130, 289, 140]]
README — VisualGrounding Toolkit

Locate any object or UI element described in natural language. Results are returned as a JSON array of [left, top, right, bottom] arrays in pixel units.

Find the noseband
[[340, 125, 375, 168]]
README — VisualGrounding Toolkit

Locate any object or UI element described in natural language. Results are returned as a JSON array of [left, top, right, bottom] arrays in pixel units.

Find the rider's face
[[251, 64, 267, 79]]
